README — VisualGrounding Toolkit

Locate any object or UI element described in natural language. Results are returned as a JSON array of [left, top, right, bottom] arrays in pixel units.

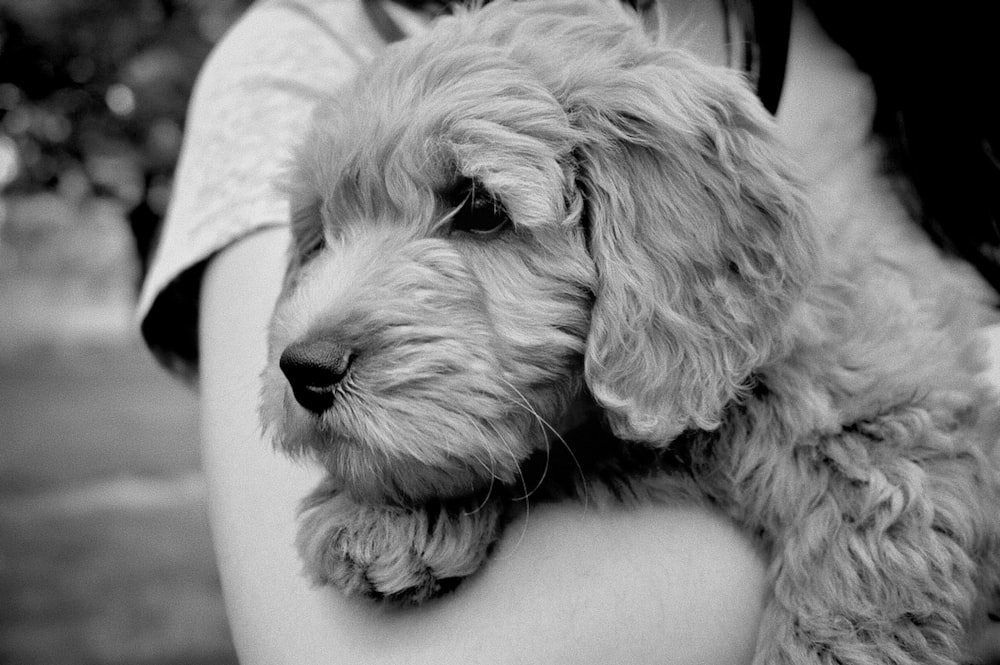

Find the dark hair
[[808, 0, 1000, 293], [378, 0, 1000, 292], [371, 0, 791, 114]]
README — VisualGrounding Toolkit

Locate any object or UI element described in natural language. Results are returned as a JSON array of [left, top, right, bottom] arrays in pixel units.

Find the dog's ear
[[571, 50, 816, 444]]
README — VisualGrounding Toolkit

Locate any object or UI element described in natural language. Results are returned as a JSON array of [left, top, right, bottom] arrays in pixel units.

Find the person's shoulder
[[196, 0, 389, 98]]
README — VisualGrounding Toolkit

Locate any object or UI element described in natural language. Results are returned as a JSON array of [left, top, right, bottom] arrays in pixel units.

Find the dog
[[259, 0, 1000, 662]]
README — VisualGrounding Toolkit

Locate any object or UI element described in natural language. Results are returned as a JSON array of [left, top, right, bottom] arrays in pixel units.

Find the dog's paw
[[296, 489, 506, 604]]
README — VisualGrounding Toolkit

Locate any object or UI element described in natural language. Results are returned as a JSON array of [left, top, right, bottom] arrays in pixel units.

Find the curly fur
[[259, 1, 1000, 662]]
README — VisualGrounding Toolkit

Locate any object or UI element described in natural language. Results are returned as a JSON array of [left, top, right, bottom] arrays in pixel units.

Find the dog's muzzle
[[279, 338, 353, 413]]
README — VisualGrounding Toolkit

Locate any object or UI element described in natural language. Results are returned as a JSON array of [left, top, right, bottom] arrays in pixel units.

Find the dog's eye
[[291, 199, 326, 264], [292, 227, 326, 264], [298, 236, 326, 263], [447, 180, 510, 237]]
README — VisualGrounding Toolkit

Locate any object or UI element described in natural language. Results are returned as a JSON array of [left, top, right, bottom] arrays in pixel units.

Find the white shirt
[[138, 0, 425, 377]]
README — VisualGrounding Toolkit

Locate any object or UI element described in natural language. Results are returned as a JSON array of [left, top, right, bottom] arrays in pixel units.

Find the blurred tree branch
[[0, 0, 252, 274]]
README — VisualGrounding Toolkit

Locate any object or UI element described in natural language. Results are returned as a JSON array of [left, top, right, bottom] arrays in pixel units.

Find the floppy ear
[[571, 49, 817, 444]]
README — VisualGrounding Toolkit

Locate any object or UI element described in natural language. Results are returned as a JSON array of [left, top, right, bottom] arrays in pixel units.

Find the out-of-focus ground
[[0, 192, 238, 664]]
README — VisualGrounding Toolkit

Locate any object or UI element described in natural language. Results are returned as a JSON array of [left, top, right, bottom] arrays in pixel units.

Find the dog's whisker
[[504, 406, 550, 501], [454, 417, 527, 517], [499, 430, 533, 502], [471, 426, 533, 563], [481, 441, 502, 487], [493, 498, 531, 564], [492, 378, 553, 492], [463, 465, 496, 517], [463, 453, 498, 514], [521, 430, 553, 502], [468, 450, 496, 478], [461, 416, 506, 482], [497, 377, 590, 509]]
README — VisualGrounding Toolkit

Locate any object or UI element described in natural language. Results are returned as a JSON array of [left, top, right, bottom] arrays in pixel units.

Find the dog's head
[[260, 0, 816, 504]]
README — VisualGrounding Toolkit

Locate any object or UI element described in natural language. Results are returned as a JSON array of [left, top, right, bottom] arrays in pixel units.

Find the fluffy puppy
[[259, 0, 1000, 662]]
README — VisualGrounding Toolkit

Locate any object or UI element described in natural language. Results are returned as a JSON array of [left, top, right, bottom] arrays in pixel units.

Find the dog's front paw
[[296, 486, 506, 604]]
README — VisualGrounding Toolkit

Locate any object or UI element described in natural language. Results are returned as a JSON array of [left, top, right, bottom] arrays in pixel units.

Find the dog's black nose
[[279, 340, 353, 414]]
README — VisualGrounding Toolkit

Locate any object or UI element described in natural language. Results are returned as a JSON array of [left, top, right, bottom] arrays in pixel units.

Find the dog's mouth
[[316, 436, 500, 505], [267, 355, 550, 504], [261, 228, 593, 505], [276, 399, 520, 504]]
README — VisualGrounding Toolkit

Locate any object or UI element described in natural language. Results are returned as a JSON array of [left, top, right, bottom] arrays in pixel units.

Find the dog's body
[[260, 1, 1000, 662]]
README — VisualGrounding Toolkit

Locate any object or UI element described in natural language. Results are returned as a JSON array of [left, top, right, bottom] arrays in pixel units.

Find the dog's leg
[[296, 478, 508, 604], [716, 405, 1000, 665]]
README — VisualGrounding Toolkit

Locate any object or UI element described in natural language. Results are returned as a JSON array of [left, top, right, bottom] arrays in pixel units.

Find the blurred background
[[2, 1, 995, 664], [1, 1, 251, 662]]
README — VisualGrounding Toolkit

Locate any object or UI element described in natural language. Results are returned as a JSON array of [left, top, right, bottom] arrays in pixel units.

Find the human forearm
[[198, 227, 766, 665]]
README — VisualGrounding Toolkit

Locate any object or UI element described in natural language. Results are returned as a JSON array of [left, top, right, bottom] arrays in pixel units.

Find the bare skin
[[195, 1, 1000, 662], [201, 227, 769, 665]]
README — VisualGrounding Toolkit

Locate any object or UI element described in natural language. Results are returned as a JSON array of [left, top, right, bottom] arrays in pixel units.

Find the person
[[137, 0, 1000, 662]]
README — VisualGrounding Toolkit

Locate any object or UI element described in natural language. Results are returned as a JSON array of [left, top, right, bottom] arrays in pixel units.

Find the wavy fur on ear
[[261, 3, 1000, 653], [435, 0, 818, 443], [561, 34, 817, 442]]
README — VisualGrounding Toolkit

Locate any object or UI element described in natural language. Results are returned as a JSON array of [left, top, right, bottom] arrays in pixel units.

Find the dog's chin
[[315, 440, 496, 505], [278, 418, 529, 505], [260, 372, 560, 505]]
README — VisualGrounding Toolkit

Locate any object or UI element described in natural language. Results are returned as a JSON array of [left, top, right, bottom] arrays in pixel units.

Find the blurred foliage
[[0, 0, 253, 269]]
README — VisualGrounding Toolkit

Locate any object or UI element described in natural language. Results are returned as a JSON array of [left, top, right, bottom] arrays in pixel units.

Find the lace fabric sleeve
[[138, 0, 419, 378]]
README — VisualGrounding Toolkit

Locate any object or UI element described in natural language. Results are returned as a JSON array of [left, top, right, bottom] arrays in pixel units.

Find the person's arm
[[199, 226, 767, 665]]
